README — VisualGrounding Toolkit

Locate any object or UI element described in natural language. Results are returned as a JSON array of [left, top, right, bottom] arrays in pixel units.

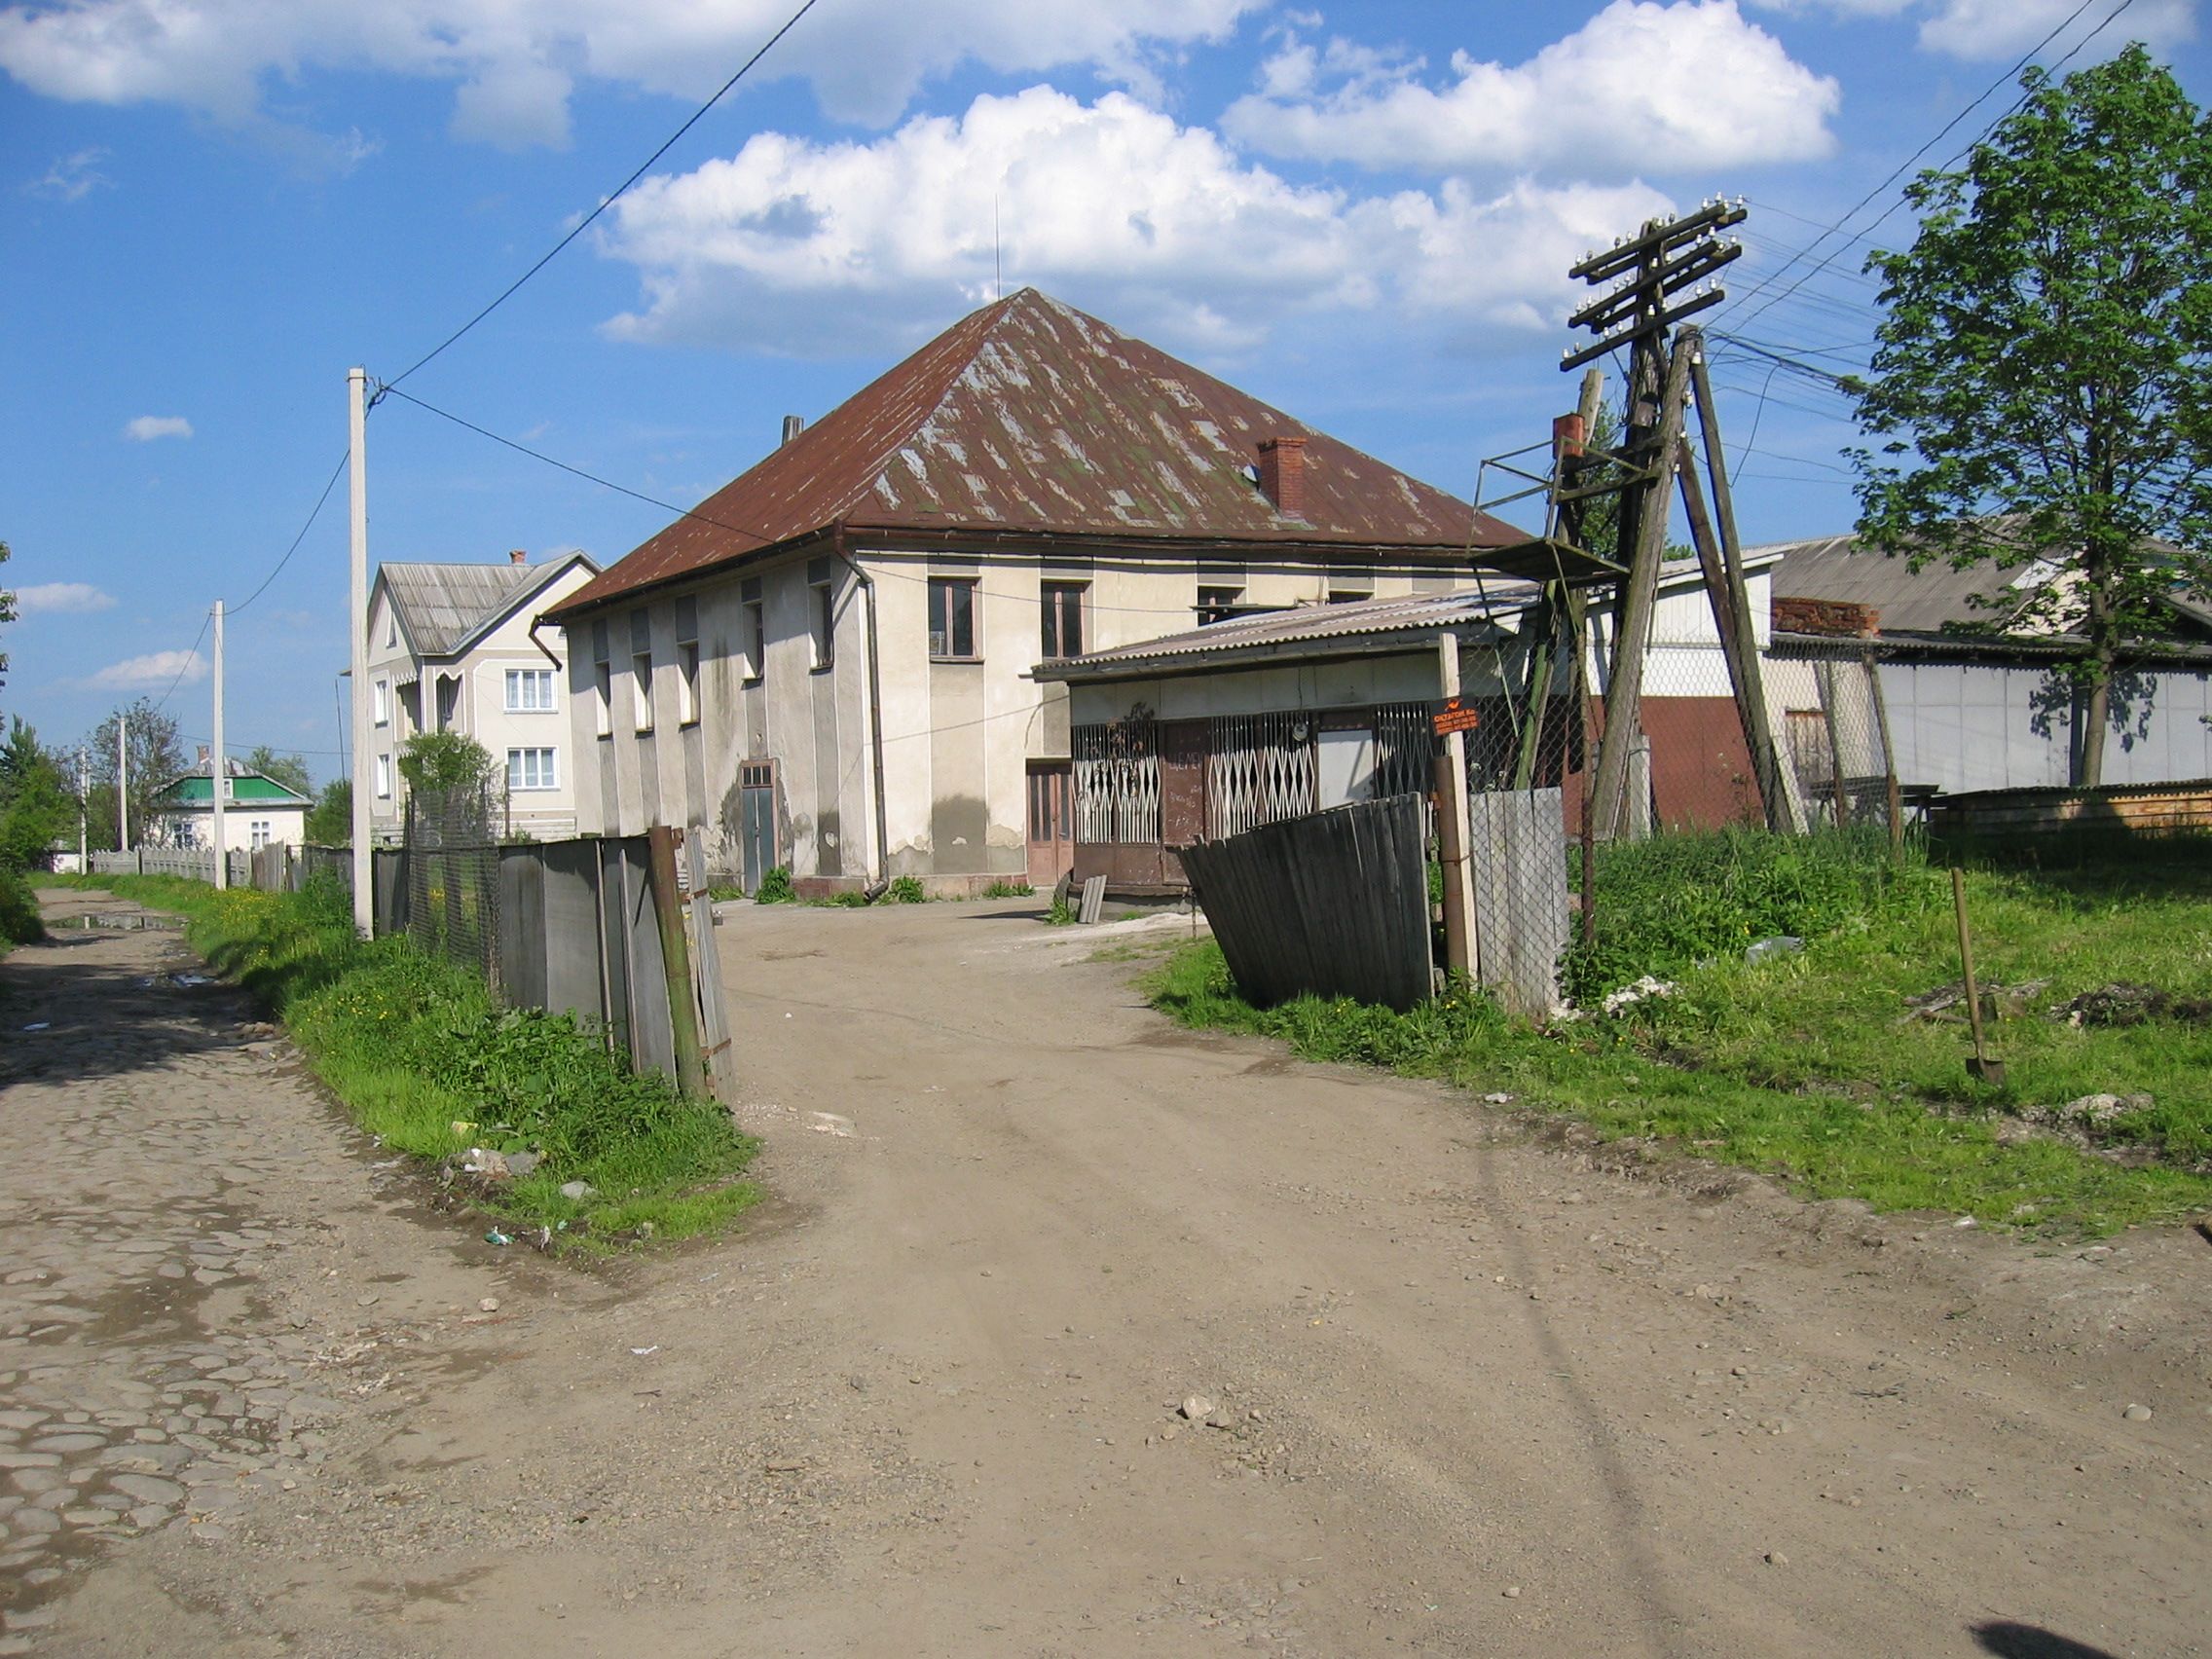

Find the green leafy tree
[[303, 779, 351, 846], [86, 698, 189, 849], [396, 730, 494, 794], [1849, 45, 2212, 786], [0, 718, 72, 871], [0, 539, 14, 692], [243, 744, 313, 797]]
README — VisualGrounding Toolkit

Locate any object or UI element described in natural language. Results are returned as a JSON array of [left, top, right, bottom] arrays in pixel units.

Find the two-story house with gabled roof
[[363, 549, 600, 842], [545, 288, 1605, 894]]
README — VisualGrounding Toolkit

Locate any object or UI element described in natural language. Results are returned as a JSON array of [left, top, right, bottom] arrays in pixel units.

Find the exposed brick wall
[[1774, 595, 1880, 637]]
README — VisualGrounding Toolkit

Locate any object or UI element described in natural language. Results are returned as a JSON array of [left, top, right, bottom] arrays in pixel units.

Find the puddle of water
[[55, 912, 181, 932]]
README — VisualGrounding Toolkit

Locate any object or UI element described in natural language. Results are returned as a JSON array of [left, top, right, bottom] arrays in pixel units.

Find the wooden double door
[[1026, 762, 1074, 888]]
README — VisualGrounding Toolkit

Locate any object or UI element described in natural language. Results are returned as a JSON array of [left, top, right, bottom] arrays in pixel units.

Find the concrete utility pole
[[77, 748, 87, 870], [1434, 633, 1480, 981], [210, 600, 227, 889], [348, 367, 373, 937], [118, 710, 129, 852]]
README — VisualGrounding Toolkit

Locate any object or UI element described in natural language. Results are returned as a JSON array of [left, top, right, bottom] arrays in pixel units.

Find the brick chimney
[[509, 549, 529, 567], [1257, 436, 1308, 519], [782, 415, 805, 448]]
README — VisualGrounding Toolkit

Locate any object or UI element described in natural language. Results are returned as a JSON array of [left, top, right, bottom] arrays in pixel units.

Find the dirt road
[[4, 889, 2207, 1656]]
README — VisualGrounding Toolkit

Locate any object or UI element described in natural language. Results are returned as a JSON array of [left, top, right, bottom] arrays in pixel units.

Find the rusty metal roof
[[1031, 587, 1540, 681], [555, 288, 1526, 617]]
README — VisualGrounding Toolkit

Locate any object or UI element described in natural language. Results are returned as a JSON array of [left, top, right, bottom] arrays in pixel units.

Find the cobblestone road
[[0, 888, 510, 1654]]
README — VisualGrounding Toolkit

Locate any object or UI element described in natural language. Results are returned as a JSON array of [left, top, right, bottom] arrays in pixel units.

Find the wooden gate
[[1026, 762, 1074, 888]]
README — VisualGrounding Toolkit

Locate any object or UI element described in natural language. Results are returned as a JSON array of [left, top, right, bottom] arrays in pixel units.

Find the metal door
[[1160, 720, 1208, 847], [739, 759, 778, 893], [1026, 762, 1074, 887]]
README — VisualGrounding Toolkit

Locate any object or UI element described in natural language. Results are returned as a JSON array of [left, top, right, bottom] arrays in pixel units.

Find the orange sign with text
[[1432, 698, 1482, 737]]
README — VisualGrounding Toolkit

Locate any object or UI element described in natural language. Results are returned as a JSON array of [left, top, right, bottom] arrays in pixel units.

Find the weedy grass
[[54, 872, 757, 1250], [1149, 830, 2212, 1235], [980, 879, 1036, 900]]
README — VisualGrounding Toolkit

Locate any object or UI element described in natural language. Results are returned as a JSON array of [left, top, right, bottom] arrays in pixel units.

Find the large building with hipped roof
[[547, 287, 1608, 894]]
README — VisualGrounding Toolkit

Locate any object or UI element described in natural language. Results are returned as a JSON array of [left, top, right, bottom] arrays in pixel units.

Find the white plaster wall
[[571, 547, 1545, 884]]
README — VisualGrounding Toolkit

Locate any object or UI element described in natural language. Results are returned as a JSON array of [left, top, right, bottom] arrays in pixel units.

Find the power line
[[1720, 0, 2124, 332], [228, 451, 350, 617], [150, 610, 213, 714], [384, 0, 826, 390]]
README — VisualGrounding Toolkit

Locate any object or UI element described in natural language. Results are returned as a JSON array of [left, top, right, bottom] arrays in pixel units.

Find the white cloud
[[596, 87, 1674, 356], [13, 582, 117, 616], [124, 415, 192, 441], [0, 0, 1260, 146], [1224, 1, 1840, 176], [1750, 0, 2197, 57], [1917, 0, 2196, 60], [25, 145, 110, 201], [88, 648, 204, 689]]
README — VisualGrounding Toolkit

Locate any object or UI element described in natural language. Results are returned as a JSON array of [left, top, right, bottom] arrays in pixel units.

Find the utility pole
[[77, 748, 87, 870], [1561, 201, 1748, 840], [348, 367, 373, 937], [118, 710, 129, 852], [210, 599, 228, 888]]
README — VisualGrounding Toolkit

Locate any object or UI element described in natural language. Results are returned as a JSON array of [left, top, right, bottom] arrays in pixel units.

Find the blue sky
[[1, 0, 2202, 784]]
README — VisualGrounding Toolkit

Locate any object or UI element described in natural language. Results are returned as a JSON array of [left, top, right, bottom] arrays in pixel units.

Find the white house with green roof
[[149, 759, 313, 853]]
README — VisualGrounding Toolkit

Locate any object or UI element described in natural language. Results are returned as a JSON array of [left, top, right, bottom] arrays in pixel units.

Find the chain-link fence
[[404, 779, 502, 990], [1438, 601, 1913, 1015]]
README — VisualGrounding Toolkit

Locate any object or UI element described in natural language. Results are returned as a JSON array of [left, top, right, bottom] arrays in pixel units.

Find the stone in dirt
[[2122, 1404, 2153, 1421], [559, 1181, 595, 1201], [504, 1152, 541, 1179], [2063, 1093, 2156, 1124], [1179, 1395, 1213, 1421], [478, 1298, 499, 1313]]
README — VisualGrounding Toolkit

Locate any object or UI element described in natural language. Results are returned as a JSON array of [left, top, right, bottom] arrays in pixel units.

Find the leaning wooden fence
[[1178, 793, 1433, 1013]]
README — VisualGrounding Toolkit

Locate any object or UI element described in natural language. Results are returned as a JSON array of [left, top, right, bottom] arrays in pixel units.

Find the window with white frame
[[632, 652, 654, 733], [504, 667, 555, 712], [743, 597, 765, 681], [810, 579, 836, 670], [507, 747, 558, 792], [384, 609, 396, 649], [375, 754, 391, 798], [250, 820, 272, 850], [678, 640, 700, 725], [373, 678, 390, 725]]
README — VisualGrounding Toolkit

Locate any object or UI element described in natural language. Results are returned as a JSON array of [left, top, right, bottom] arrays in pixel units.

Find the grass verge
[[1149, 831, 2212, 1236], [55, 873, 758, 1250], [0, 868, 42, 952]]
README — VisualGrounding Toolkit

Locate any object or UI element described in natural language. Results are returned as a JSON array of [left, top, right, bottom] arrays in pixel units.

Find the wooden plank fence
[[1178, 793, 1432, 1013]]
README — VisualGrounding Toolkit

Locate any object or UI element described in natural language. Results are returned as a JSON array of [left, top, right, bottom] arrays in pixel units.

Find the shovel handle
[[1951, 867, 1991, 1063]]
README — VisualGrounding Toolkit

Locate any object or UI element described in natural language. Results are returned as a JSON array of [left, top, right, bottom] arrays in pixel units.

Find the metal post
[[348, 366, 373, 936], [1866, 652, 1905, 856], [1436, 632, 1479, 981], [210, 600, 227, 888]]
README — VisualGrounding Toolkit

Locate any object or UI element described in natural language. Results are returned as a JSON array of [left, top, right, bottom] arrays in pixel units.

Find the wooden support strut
[[1675, 434, 1788, 831], [1685, 342, 1793, 832], [645, 825, 709, 1099], [1587, 337, 1695, 840]]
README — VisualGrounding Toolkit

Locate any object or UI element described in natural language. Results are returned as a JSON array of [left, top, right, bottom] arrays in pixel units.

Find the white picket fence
[[91, 847, 250, 885]]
